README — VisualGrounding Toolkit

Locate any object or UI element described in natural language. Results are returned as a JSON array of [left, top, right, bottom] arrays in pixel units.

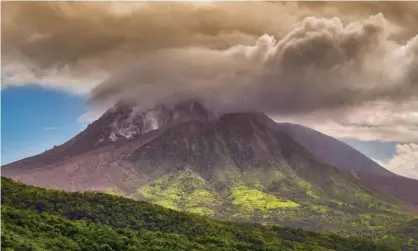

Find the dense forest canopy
[[1, 177, 417, 251]]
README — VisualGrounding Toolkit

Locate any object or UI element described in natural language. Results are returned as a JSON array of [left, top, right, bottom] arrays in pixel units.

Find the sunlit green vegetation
[[230, 185, 300, 212], [138, 183, 183, 210], [104, 186, 122, 196], [137, 169, 220, 213], [312, 205, 327, 214], [128, 166, 412, 234]]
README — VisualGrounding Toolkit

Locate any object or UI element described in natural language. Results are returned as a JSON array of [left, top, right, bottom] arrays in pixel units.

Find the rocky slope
[[273, 123, 418, 206], [271, 123, 394, 176]]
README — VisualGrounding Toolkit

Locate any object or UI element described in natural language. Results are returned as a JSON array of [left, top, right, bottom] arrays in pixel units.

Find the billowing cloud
[[89, 13, 418, 115], [299, 1, 418, 40], [2, 2, 418, 121], [375, 143, 418, 179], [2, 1, 299, 92]]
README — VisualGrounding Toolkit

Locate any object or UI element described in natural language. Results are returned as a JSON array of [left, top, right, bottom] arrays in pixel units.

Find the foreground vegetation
[[3, 177, 416, 250]]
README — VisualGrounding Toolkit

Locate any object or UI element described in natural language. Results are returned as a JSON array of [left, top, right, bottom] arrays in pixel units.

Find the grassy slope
[[1, 177, 406, 251]]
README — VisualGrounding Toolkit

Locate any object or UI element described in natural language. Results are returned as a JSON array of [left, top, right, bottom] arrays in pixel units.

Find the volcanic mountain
[[2, 101, 416, 231]]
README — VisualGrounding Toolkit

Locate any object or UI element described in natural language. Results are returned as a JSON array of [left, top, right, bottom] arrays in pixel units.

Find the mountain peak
[[98, 100, 214, 143]]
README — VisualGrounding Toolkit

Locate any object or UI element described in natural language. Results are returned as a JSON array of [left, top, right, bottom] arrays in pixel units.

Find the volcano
[[2, 101, 416, 231]]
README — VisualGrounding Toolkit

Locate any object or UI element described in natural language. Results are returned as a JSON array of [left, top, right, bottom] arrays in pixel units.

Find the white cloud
[[271, 99, 418, 143], [78, 107, 108, 123], [375, 143, 418, 179], [42, 127, 57, 131], [79, 124, 89, 132], [1, 63, 106, 94]]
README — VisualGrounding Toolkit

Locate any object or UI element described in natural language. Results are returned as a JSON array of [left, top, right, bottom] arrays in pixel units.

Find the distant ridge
[[272, 122, 418, 205]]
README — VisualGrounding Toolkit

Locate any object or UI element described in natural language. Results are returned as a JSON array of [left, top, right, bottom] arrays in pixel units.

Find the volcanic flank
[[2, 101, 416, 231]]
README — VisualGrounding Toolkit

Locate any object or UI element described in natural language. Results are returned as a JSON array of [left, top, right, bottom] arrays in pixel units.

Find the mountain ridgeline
[[2, 101, 417, 233], [272, 123, 418, 207]]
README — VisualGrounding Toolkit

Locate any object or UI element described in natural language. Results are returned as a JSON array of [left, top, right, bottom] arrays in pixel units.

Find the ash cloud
[[2, 2, 418, 116], [90, 14, 418, 115]]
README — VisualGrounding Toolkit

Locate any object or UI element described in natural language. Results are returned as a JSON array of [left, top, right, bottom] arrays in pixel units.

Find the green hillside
[[389, 219, 418, 242], [2, 177, 414, 251]]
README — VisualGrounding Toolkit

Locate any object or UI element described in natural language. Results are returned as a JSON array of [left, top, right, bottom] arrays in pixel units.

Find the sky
[[1, 2, 417, 178], [1, 86, 88, 164]]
